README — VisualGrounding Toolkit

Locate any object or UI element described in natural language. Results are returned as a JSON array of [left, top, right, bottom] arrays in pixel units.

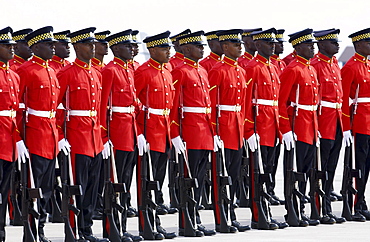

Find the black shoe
[[352, 212, 366, 222], [301, 214, 320, 226], [359, 210, 370, 220], [121, 236, 133, 242], [330, 194, 338, 202], [127, 206, 138, 217], [178, 228, 204, 237], [251, 221, 278, 230], [197, 224, 216, 236], [139, 232, 164, 240], [299, 220, 309, 227], [123, 232, 143, 241], [84, 235, 109, 242], [320, 215, 336, 224], [271, 195, 285, 205], [231, 220, 250, 232], [215, 224, 238, 233], [269, 197, 280, 206], [197, 204, 205, 210], [156, 226, 177, 239], [301, 196, 310, 204], [156, 205, 168, 215], [232, 203, 239, 208], [92, 210, 103, 220], [39, 234, 52, 242], [327, 213, 346, 223], [271, 219, 289, 229], [331, 191, 343, 201]]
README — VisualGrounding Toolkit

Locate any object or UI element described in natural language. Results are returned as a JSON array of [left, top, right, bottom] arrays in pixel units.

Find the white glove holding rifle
[[213, 135, 223, 152], [102, 140, 112, 159], [343, 130, 353, 147], [137, 134, 147, 156], [171, 136, 186, 154], [247, 133, 260, 152], [58, 138, 71, 156], [282, 131, 297, 151], [16, 140, 29, 163]]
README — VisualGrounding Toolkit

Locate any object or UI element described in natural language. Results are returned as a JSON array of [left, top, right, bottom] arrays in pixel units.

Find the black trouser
[[74, 153, 102, 237], [0, 159, 13, 239], [270, 143, 281, 195], [354, 133, 370, 212], [30, 154, 56, 232], [320, 122, 342, 215], [224, 148, 242, 221], [260, 145, 278, 196], [187, 149, 210, 225], [151, 148, 169, 205]]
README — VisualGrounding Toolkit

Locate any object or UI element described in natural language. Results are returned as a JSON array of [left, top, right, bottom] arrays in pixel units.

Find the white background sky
[[2, 0, 370, 63]]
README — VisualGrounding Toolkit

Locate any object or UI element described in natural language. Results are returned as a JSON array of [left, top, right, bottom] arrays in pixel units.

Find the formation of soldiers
[[0, 25, 370, 242]]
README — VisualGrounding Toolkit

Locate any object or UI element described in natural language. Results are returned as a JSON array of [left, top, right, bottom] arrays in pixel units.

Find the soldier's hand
[[213, 135, 222, 152], [16, 140, 29, 163], [282, 131, 296, 151], [247, 133, 260, 152], [171, 136, 186, 154], [137, 134, 147, 156], [343, 130, 353, 147], [102, 140, 111, 159], [58, 138, 71, 156]]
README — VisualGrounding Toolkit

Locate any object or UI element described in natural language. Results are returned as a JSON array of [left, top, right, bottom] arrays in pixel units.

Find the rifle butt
[[285, 198, 300, 226], [64, 217, 77, 242], [23, 220, 36, 242], [140, 209, 155, 240]]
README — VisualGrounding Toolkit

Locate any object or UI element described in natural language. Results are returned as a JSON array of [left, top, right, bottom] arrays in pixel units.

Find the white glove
[[276, 138, 280, 146], [213, 135, 222, 152], [102, 140, 112, 159], [247, 133, 260, 152], [137, 134, 147, 156], [16, 140, 29, 163], [58, 138, 71, 156], [282, 131, 297, 151], [343, 130, 353, 147], [316, 131, 321, 147], [171, 136, 186, 154]]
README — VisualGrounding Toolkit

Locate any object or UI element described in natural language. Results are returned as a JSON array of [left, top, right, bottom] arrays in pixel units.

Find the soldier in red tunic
[[168, 29, 191, 70], [128, 30, 141, 72], [18, 26, 60, 242], [9, 28, 33, 72], [92, 31, 110, 72], [57, 28, 108, 242], [49, 30, 71, 73], [238, 28, 262, 69], [0, 26, 29, 242], [271, 29, 287, 76], [199, 30, 223, 73], [341, 28, 370, 221]]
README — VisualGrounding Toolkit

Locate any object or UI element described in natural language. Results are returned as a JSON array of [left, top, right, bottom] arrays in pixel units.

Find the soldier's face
[[55, 42, 70, 59], [319, 40, 339, 56], [243, 37, 257, 52], [115, 43, 133, 61], [256, 40, 275, 58], [184, 44, 204, 61], [296, 42, 315, 59], [149, 46, 171, 64], [132, 43, 139, 57], [223, 42, 242, 59], [34, 41, 55, 60], [208, 40, 223, 55], [75, 41, 95, 61], [356, 40, 370, 56], [274, 42, 284, 55], [0, 44, 14, 62], [95, 42, 109, 56], [15, 41, 33, 60]]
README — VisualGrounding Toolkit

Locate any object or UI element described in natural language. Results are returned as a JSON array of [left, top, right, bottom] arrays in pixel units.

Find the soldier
[[135, 31, 177, 239], [310, 28, 347, 224], [18, 26, 62, 242], [100, 29, 144, 241], [0, 26, 29, 242], [92, 31, 110, 72], [168, 29, 191, 69], [271, 29, 287, 75], [49, 30, 71, 73], [238, 28, 262, 69], [341, 27, 370, 221], [208, 29, 250, 232], [199, 30, 223, 73], [243, 28, 288, 229], [170, 30, 217, 236], [56, 27, 108, 242], [9, 28, 33, 72], [128, 30, 141, 72]]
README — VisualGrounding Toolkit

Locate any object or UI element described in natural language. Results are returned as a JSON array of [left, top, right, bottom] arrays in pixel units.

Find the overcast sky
[[3, 0, 370, 62]]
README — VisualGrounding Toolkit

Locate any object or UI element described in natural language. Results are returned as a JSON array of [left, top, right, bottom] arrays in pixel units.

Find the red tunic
[[199, 52, 222, 73], [243, 54, 280, 147], [0, 62, 21, 162], [169, 52, 184, 70], [100, 57, 138, 152], [238, 52, 254, 69], [278, 55, 319, 145], [170, 58, 214, 150], [9, 55, 27, 72], [209, 56, 247, 150], [311, 52, 343, 140], [341, 53, 370, 135], [49, 55, 71, 73], [91, 57, 105, 72], [18, 56, 59, 159], [57, 59, 104, 157], [270, 54, 287, 76], [128, 59, 140, 72], [282, 50, 297, 66], [135, 58, 175, 153]]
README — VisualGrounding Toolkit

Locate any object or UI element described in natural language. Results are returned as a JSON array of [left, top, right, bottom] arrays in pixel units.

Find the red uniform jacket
[[9, 55, 27, 72], [243, 54, 281, 147], [311, 52, 343, 140], [100, 57, 139, 152], [209, 56, 247, 150], [278, 55, 319, 145], [341, 53, 370, 135], [0, 62, 21, 162], [170, 58, 214, 150], [128, 59, 140, 72], [18, 56, 59, 159], [282, 50, 297, 66], [57, 59, 104, 157], [238, 52, 254, 69], [169, 52, 184, 70], [271, 54, 287, 76], [49, 55, 71, 73], [91, 57, 105, 73], [199, 52, 222, 73], [135, 58, 174, 153]]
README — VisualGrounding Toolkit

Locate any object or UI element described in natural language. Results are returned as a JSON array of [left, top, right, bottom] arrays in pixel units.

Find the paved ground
[[5, 145, 370, 241]]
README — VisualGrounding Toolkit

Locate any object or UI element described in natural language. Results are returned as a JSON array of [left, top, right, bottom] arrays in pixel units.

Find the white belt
[[148, 108, 170, 116], [291, 102, 318, 111], [320, 101, 342, 109], [28, 108, 56, 118], [112, 106, 135, 113], [219, 105, 242, 112], [255, 99, 278, 106], [183, 106, 211, 114], [356, 98, 370, 103], [69, 110, 97, 117], [0, 110, 16, 118]]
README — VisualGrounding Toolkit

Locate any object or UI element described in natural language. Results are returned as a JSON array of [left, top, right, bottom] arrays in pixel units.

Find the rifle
[[50, 164, 63, 223], [283, 84, 307, 226], [200, 160, 213, 210], [137, 102, 160, 240], [21, 89, 43, 242], [102, 90, 127, 241], [10, 160, 23, 225], [60, 87, 83, 242], [168, 148, 179, 209], [238, 148, 250, 208]]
